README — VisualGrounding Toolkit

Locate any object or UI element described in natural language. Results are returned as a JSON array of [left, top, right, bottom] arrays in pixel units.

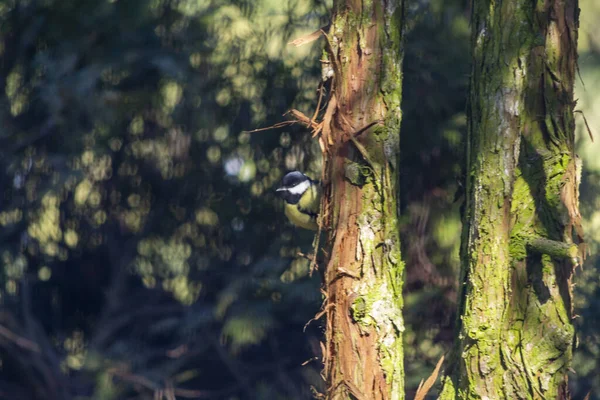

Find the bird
[[276, 171, 321, 230]]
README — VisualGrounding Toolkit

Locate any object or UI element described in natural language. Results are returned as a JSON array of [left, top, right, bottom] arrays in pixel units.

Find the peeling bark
[[440, 0, 581, 399], [318, 1, 405, 399]]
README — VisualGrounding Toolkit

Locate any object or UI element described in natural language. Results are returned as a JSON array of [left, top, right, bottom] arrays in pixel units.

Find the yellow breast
[[284, 203, 318, 230]]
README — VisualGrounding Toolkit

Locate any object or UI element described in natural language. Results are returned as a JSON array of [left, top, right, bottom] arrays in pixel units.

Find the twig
[[301, 357, 319, 366], [0, 324, 40, 352], [349, 120, 384, 139], [304, 303, 334, 332], [243, 121, 297, 134], [414, 355, 444, 400], [297, 252, 314, 262], [312, 84, 326, 123], [574, 110, 594, 142], [288, 26, 329, 47]]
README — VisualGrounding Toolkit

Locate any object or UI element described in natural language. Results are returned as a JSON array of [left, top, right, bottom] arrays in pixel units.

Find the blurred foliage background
[[0, 0, 597, 399]]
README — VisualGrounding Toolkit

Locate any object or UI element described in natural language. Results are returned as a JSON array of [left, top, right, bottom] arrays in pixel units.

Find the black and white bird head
[[276, 171, 312, 204]]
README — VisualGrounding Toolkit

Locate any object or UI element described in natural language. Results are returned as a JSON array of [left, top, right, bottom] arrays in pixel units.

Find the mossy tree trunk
[[440, 0, 581, 399], [317, 1, 405, 399]]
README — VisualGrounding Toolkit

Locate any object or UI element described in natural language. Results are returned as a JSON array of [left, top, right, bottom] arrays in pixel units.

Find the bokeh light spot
[[196, 208, 219, 226], [207, 145, 221, 164], [64, 229, 79, 248], [161, 81, 183, 111], [224, 156, 243, 177], [238, 160, 256, 182], [213, 126, 229, 142], [38, 266, 52, 281]]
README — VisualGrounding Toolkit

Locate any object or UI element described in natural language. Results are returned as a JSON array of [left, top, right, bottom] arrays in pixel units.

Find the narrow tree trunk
[[440, 0, 581, 399], [319, 1, 405, 399]]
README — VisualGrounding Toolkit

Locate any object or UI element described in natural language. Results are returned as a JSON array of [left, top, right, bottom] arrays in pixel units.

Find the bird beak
[[275, 187, 286, 192]]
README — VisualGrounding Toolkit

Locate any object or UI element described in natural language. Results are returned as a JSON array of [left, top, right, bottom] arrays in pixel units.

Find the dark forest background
[[0, 0, 599, 399]]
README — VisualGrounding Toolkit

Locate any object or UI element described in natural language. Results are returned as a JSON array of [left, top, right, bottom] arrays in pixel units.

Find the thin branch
[[574, 109, 594, 142], [288, 25, 329, 47], [0, 324, 40, 352]]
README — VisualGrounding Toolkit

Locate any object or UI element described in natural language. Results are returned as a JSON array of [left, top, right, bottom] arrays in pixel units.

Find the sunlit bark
[[440, 0, 581, 398], [318, 1, 406, 399]]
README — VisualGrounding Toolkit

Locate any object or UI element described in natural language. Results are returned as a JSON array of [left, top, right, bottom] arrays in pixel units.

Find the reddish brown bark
[[316, 1, 405, 399]]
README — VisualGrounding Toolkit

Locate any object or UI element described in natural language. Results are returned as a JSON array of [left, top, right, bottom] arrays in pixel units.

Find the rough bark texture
[[319, 1, 405, 399], [439, 0, 581, 399]]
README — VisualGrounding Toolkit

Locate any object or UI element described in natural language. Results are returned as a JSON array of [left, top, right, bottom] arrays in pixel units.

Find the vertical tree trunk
[[319, 1, 405, 399], [440, 0, 581, 399]]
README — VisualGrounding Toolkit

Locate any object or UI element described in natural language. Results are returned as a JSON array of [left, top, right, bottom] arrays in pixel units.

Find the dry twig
[[288, 26, 328, 47], [574, 110, 594, 142], [0, 324, 40, 352], [414, 355, 444, 400]]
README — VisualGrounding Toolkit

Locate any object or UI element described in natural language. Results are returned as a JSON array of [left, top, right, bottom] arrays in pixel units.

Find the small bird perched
[[276, 171, 321, 230]]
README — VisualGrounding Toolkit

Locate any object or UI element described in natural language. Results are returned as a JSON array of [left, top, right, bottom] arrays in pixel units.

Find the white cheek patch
[[287, 180, 310, 195]]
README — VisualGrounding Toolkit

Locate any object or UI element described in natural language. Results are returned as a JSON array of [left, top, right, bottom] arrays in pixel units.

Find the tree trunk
[[318, 1, 405, 399], [440, 0, 582, 399]]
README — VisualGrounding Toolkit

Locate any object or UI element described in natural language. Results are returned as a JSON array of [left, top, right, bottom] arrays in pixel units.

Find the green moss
[[350, 296, 369, 324], [388, 5, 404, 56], [509, 234, 527, 260], [332, 13, 346, 38], [344, 161, 368, 187], [438, 376, 457, 400]]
